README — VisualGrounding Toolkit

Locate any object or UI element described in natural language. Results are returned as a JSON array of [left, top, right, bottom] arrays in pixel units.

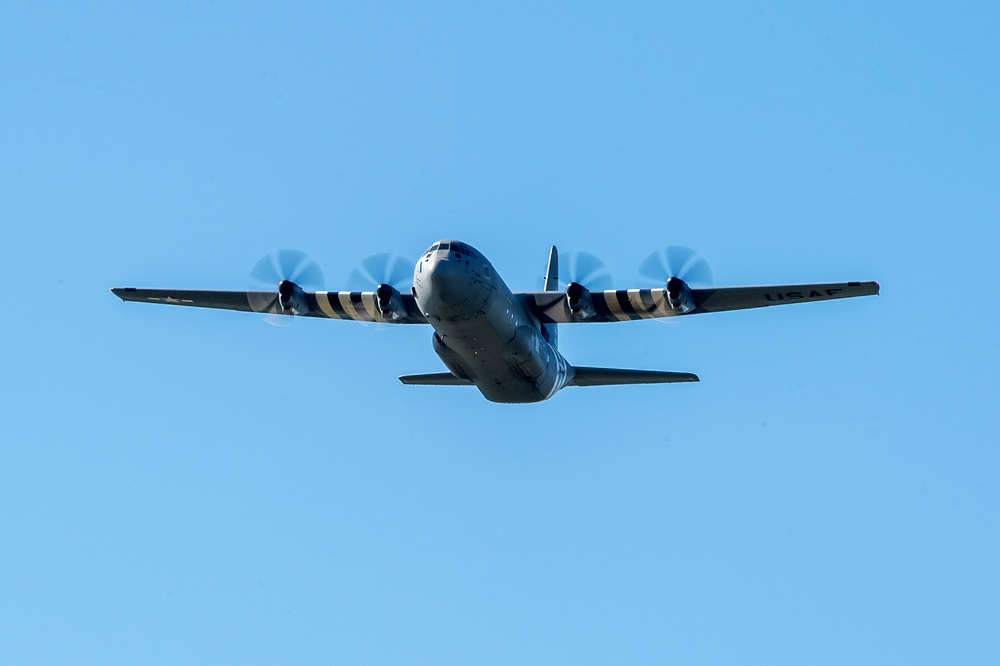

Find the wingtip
[[110, 287, 140, 302]]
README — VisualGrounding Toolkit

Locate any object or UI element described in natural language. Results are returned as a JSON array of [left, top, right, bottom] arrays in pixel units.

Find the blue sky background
[[2, 2, 998, 663]]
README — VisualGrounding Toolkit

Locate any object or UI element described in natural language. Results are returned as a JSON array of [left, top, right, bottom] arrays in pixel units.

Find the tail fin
[[542, 245, 559, 349], [543, 245, 559, 291], [568, 367, 699, 386]]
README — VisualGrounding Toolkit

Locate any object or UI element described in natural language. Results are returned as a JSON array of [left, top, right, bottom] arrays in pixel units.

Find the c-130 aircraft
[[112, 241, 878, 403]]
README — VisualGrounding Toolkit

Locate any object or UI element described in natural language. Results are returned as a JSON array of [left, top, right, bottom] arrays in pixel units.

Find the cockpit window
[[429, 244, 440, 251], [439, 242, 451, 250]]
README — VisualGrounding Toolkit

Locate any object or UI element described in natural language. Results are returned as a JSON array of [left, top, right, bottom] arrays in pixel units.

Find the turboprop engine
[[565, 282, 597, 319], [639, 246, 711, 315], [277, 280, 310, 315], [375, 283, 406, 320], [665, 276, 697, 314]]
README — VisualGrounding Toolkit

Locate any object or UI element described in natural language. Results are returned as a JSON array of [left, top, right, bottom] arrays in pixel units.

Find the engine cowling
[[277, 280, 310, 315], [375, 283, 406, 320], [566, 282, 597, 319], [665, 276, 696, 314]]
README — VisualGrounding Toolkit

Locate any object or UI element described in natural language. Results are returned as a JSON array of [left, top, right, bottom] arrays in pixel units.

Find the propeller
[[562, 251, 613, 291], [248, 249, 325, 325], [346, 253, 413, 292], [538, 251, 614, 291], [638, 246, 712, 321], [638, 246, 713, 287], [345, 253, 414, 327]]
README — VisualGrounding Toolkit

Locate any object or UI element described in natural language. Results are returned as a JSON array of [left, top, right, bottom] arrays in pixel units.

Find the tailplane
[[568, 367, 699, 386], [399, 372, 474, 386]]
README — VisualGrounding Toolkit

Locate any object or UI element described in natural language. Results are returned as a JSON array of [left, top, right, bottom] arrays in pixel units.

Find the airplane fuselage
[[412, 240, 572, 403]]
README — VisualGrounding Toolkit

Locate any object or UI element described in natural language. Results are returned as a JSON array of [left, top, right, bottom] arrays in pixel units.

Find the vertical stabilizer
[[543, 245, 559, 291], [542, 246, 559, 348]]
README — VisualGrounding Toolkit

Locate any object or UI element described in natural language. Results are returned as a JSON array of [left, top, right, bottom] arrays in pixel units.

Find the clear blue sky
[[2, 2, 998, 663]]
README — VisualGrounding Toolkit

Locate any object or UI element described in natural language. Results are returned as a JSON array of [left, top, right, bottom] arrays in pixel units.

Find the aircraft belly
[[430, 291, 549, 403], [417, 255, 570, 403]]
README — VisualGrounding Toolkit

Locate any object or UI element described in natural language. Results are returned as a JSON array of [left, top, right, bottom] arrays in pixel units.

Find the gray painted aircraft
[[111, 241, 878, 403]]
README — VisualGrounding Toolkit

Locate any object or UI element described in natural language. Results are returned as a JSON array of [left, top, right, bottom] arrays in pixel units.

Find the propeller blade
[[638, 250, 670, 284], [250, 249, 325, 290], [564, 251, 613, 291], [679, 255, 713, 287], [665, 246, 696, 278], [345, 253, 415, 329], [247, 249, 325, 324], [347, 253, 413, 292], [639, 246, 713, 287]]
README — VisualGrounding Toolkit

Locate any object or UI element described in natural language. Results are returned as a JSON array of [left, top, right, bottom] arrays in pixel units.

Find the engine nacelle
[[565, 282, 597, 319], [665, 276, 696, 314], [277, 280, 310, 315], [375, 283, 406, 320]]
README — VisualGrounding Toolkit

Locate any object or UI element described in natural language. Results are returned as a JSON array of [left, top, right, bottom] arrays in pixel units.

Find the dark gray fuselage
[[412, 240, 572, 403]]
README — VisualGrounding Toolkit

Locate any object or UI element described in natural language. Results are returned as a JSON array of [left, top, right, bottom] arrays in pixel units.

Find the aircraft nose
[[414, 253, 491, 320], [428, 257, 461, 300]]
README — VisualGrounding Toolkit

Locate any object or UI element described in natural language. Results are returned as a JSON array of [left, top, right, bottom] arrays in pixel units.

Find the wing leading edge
[[110, 288, 428, 324]]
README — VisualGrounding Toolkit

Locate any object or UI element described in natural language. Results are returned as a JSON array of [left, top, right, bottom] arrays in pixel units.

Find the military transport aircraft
[[111, 241, 878, 403]]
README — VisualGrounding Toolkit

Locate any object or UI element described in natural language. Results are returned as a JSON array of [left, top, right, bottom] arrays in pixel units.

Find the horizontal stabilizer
[[569, 367, 699, 387], [399, 372, 474, 386]]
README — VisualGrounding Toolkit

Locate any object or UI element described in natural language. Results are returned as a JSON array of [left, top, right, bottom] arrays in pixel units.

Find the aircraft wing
[[690, 281, 879, 313], [110, 288, 428, 324], [521, 281, 879, 323]]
